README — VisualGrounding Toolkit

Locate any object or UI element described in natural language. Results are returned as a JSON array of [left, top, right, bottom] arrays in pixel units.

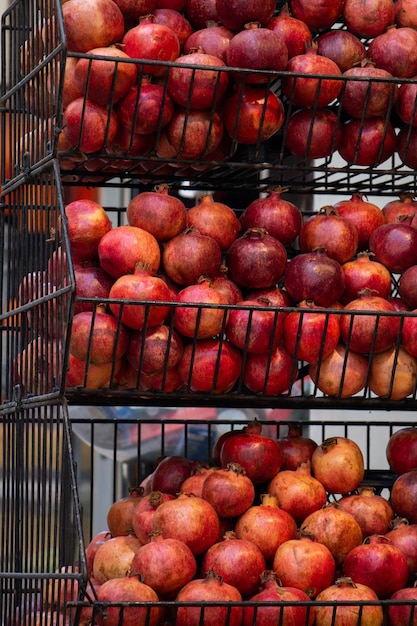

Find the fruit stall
[[1, 0, 417, 623]]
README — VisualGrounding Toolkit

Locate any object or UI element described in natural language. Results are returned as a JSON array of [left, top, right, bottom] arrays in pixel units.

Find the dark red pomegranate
[[150, 455, 195, 495], [343, 0, 395, 38], [338, 118, 397, 167], [391, 469, 417, 523], [340, 251, 392, 304], [333, 193, 386, 251], [385, 517, 417, 582], [266, 4, 312, 59], [337, 486, 394, 538], [183, 22, 234, 62], [226, 228, 287, 290], [382, 193, 417, 227], [340, 60, 398, 121], [285, 107, 342, 159], [225, 297, 284, 355], [369, 218, 417, 273], [215, 0, 276, 31], [368, 25, 417, 79], [278, 424, 318, 471], [284, 248, 346, 308], [386, 427, 417, 474], [239, 186, 302, 247], [162, 227, 223, 286], [219, 419, 282, 483], [289, 0, 344, 31], [201, 462, 255, 518], [316, 29, 366, 72]]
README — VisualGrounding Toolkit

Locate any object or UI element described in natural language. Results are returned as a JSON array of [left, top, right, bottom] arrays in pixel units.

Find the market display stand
[[1, 0, 416, 624]]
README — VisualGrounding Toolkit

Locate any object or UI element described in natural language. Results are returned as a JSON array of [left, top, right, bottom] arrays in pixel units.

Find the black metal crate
[[0, 160, 74, 406], [0, 398, 86, 625], [68, 414, 417, 624], [2, 0, 417, 195]]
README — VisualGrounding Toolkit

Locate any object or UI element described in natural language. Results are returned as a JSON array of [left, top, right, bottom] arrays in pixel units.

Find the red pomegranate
[[311, 436, 365, 495], [386, 427, 417, 474], [315, 576, 383, 625], [337, 486, 394, 538], [299, 205, 359, 265], [278, 424, 318, 471], [201, 462, 255, 518]]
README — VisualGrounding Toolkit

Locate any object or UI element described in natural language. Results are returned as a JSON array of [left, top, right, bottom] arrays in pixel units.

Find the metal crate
[[0, 398, 86, 625], [69, 414, 417, 624], [2, 0, 417, 195], [2, 162, 417, 410]]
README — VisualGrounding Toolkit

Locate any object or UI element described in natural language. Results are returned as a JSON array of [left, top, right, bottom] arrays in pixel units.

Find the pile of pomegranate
[[14, 186, 417, 400], [21, 0, 417, 173], [39, 422, 417, 625]]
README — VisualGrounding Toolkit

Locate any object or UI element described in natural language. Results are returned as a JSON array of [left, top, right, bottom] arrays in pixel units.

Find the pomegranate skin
[[385, 518, 417, 581], [386, 427, 417, 474], [315, 577, 384, 626], [391, 469, 417, 523], [311, 436, 365, 495], [201, 463, 255, 518], [337, 486, 394, 538]]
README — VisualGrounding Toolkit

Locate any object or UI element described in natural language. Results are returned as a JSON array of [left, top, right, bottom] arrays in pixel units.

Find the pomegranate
[[162, 227, 223, 286], [337, 486, 394, 538], [338, 117, 397, 167], [167, 50, 229, 109], [113, 0, 156, 17], [386, 427, 417, 474], [185, 0, 219, 28], [339, 289, 401, 355], [396, 0, 417, 27], [239, 186, 302, 247], [385, 518, 417, 581], [388, 584, 417, 626], [93, 534, 143, 583], [152, 492, 220, 555], [309, 343, 369, 399], [210, 270, 243, 304], [223, 85, 285, 144], [266, 5, 312, 59], [109, 269, 172, 331], [301, 505, 363, 566], [201, 462, 255, 518], [183, 22, 234, 62], [234, 493, 297, 562], [225, 297, 284, 355], [69, 308, 129, 364], [117, 81, 175, 136], [62, 0, 124, 53], [131, 490, 175, 544], [368, 25, 417, 79], [290, 0, 344, 30], [285, 107, 342, 160], [126, 325, 183, 375], [398, 265, 417, 309], [63, 97, 119, 153], [226, 23, 288, 84], [174, 278, 229, 339], [343, 0, 395, 38], [273, 532, 336, 599], [401, 306, 417, 358], [122, 15, 180, 77], [369, 345, 417, 400], [212, 421, 258, 467], [201, 531, 266, 598], [95, 572, 162, 626], [126, 184, 187, 242], [316, 29, 366, 72], [333, 194, 385, 252], [73, 46, 138, 106], [391, 469, 417, 523], [175, 569, 243, 626], [186, 193, 241, 251], [396, 79, 417, 126], [243, 342, 296, 396], [153, 8, 193, 47], [180, 464, 217, 498], [267, 461, 327, 524], [65, 198, 112, 263], [299, 206, 359, 265], [397, 125, 417, 169], [98, 224, 161, 278], [73, 266, 114, 314], [65, 353, 123, 389], [219, 419, 282, 483], [150, 455, 194, 495], [215, 0, 275, 31], [226, 228, 287, 290], [130, 532, 197, 598], [106, 487, 144, 536], [166, 108, 224, 158], [243, 570, 314, 626], [85, 530, 112, 578], [369, 218, 417, 273], [278, 424, 318, 471], [283, 300, 341, 364], [343, 534, 409, 598], [311, 436, 365, 495], [282, 44, 343, 108], [178, 338, 242, 393], [314, 576, 384, 626], [284, 249, 345, 308], [382, 193, 417, 226], [340, 252, 392, 304]]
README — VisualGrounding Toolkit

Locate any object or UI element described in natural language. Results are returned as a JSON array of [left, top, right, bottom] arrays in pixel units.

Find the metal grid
[[0, 398, 86, 625]]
